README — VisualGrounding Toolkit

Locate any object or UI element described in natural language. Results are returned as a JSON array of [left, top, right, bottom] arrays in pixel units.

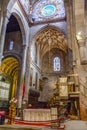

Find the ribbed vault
[[0, 57, 20, 78], [36, 28, 68, 58]]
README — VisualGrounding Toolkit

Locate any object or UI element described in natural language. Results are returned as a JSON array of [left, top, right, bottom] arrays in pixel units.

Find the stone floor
[[0, 120, 87, 130], [64, 120, 87, 130], [44, 120, 87, 130], [0, 124, 41, 130]]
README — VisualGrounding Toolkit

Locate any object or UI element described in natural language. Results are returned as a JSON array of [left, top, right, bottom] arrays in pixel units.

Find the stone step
[[0, 125, 42, 130]]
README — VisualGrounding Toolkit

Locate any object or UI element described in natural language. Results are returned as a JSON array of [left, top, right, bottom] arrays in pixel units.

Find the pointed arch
[[0, 56, 20, 98], [35, 26, 68, 59]]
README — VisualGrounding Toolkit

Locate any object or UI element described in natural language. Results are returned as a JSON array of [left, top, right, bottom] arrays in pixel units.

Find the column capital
[[77, 39, 85, 47], [22, 44, 27, 50], [2, 11, 9, 24]]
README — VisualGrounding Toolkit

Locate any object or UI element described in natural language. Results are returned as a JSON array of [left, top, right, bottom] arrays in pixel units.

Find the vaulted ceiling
[[19, 0, 66, 24], [36, 27, 68, 58]]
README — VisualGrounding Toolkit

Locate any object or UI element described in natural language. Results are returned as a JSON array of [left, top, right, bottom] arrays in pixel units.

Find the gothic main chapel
[[0, 0, 87, 124]]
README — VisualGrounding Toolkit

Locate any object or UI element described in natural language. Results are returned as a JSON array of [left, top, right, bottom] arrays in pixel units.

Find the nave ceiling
[[19, 0, 66, 24], [35, 27, 68, 59]]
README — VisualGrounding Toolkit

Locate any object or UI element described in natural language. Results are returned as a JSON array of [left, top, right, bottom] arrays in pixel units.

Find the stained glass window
[[42, 4, 56, 17], [54, 57, 60, 71]]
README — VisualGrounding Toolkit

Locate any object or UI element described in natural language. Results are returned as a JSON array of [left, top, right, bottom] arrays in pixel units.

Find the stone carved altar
[[23, 109, 51, 121]]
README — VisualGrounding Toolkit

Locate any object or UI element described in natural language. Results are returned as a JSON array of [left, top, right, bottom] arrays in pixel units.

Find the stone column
[[0, 11, 9, 66], [18, 45, 28, 108], [64, 0, 77, 68], [0, 1, 3, 35], [37, 44, 40, 66], [78, 39, 87, 64], [23, 46, 30, 101]]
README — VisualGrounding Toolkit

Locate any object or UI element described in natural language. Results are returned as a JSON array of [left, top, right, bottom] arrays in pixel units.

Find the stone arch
[[33, 25, 67, 40], [7, 0, 16, 9], [3, 52, 22, 64], [2, 1, 28, 101], [10, 12, 26, 46], [33, 25, 68, 60], [1, 56, 20, 99], [7, 1, 28, 46]]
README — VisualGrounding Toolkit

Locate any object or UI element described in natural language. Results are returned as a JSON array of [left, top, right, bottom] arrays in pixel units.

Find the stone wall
[[80, 94, 87, 120], [4, 31, 23, 55]]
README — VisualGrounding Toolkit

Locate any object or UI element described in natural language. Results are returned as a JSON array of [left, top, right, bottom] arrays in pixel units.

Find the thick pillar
[[23, 46, 30, 101], [64, 0, 76, 69], [0, 11, 9, 66], [78, 39, 87, 64], [18, 45, 28, 108], [0, 1, 3, 35]]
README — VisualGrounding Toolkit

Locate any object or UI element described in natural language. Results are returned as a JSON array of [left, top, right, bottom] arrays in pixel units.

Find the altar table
[[23, 109, 51, 121]]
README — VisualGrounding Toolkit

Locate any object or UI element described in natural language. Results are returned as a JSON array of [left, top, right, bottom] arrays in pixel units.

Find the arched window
[[9, 40, 14, 50], [54, 57, 60, 71]]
